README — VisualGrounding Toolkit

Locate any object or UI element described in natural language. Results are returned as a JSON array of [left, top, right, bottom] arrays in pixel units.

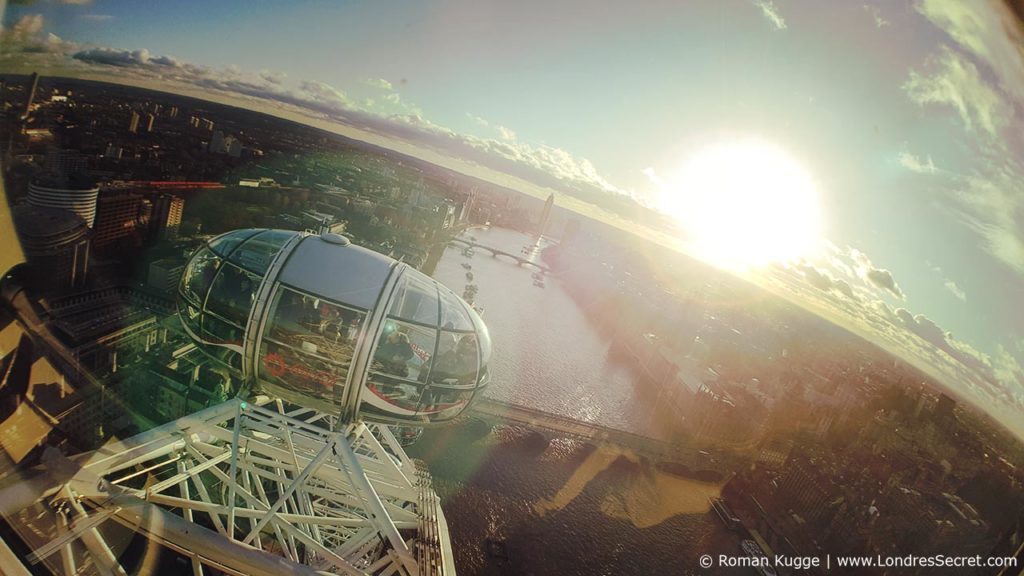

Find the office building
[[150, 193, 185, 240], [11, 205, 91, 290], [92, 191, 150, 251], [28, 172, 100, 228], [145, 112, 156, 133], [128, 110, 140, 134], [209, 130, 226, 154], [148, 258, 185, 294], [43, 149, 88, 175], [226, 136, 242, 157], [103, 143, 123, 160]]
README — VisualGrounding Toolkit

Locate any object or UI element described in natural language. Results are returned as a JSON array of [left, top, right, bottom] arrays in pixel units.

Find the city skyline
[[0, 67, 1022, 574], [1, 1, 1023, 437]]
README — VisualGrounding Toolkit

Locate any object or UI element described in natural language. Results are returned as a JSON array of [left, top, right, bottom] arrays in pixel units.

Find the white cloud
[[916, 0, 1024, 103], [943, 279, 967, 301], [951, 168, 1024, 275], [10, 14, 45, 39], [766, 259, 1024, 429], [849, 248, 904, 299], [752, 0, 787, 30], [904, 46, 1008, 136], [863, 5, 890, 28], [467, 113, 490, 128], [898, 150, 938, 174], [259, 69, 286, 85], [906, 4, 1024, 277], [0, 14, 76, 54], [641, 166, 662, 186], [364, 78, 393, 91]]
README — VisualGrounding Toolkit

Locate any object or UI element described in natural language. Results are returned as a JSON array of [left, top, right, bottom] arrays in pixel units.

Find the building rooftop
[[12, 204, 90, 241], [30, 171, 97, 191]]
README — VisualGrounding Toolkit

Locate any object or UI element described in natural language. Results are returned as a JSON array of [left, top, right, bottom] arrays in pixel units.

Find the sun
[[659, 138, 822, 269]]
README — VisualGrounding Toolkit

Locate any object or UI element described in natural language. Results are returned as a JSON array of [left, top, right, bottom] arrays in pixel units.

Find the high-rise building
[[209, 130, 226, 154], [226, 136, 242, 157], [22, 72, 39, 120], [92, 191, 150, 251], [169, 106, 179, 118], [145, 112, 156, 133], [128, 110, 140, 134], [150, 193, 185, 240], [148, 258, 185, 294], [103, 143, 123, 160], [537, 193, 554, 237], [28, 172, 100, 228], [44, 149, 88, 175], [12, 204, 91, 290]]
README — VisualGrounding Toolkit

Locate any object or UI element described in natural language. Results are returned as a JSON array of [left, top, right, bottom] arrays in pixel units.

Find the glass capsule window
[[206, 261, 260, 328], [388, 274, 439, 325], [208, 228, 260, 259], [364, 270, 490, 423], [440, 289, 475, 331], [366, 319, 438, 414], [228, 229, 298, 275], [202, 313, 244, 348], [180, 247, 220, 305], [181, 301, 202, 336], [259, 285, 366, 411]]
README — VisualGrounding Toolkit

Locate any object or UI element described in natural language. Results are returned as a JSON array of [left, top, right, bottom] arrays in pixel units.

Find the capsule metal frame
[[177, 228, 491, 425]]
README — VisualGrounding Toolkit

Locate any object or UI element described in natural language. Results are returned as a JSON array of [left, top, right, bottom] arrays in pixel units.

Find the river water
[[431, 226, 657, 434], [416, 227, 742, 575]]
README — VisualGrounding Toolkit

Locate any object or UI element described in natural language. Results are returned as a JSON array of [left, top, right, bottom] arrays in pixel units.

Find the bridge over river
[[447, 238, 550, 272], [466, 398, 728, 471]]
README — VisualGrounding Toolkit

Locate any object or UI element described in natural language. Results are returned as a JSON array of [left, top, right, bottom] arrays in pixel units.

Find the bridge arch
[[443, 237, 549, 272]]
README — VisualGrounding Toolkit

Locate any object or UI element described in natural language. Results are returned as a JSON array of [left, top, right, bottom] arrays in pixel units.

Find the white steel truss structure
[[11, 398, 455, 576]]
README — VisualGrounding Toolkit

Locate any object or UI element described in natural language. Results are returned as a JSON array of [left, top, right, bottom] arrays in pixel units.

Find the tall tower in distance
[[537, 193, 554, 237], [21, 72, 39, 120], [150, 193, 185, 240], [128, 110, 140, 134]]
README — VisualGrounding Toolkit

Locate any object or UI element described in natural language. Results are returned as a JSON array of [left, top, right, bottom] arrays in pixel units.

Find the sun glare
[[660, 139, 822, 269]]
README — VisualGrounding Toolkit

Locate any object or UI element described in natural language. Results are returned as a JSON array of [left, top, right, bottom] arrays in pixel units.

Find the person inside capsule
[[422, 334, 479, 409], [432, 335, 478, 385], [374, 324, 416, 377]]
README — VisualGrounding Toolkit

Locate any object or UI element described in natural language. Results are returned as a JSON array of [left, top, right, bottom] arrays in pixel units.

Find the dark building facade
[[92, 190, 150, 251], [11, 204, 91, 291]]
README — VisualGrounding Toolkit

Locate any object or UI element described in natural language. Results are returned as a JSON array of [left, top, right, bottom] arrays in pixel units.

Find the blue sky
[[2, 0, 1023, 433]]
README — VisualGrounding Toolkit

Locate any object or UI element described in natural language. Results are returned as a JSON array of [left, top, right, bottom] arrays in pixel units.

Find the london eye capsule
[[177, 228, 491, 424]]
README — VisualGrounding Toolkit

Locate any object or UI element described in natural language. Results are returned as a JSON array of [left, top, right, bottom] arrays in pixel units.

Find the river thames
[[410, 227, 745, 576], [431, 226, 665, 434]]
